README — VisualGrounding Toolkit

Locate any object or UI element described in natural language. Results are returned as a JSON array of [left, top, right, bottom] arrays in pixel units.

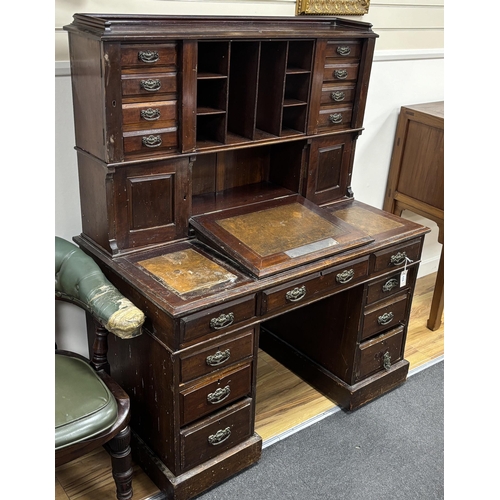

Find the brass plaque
[[216, 203, 342, 257], [138, 248, 237, 295], [335, 206, 402, 235]]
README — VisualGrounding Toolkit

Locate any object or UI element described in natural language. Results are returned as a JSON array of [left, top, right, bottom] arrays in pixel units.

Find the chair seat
[[55, 354, 118, 450]]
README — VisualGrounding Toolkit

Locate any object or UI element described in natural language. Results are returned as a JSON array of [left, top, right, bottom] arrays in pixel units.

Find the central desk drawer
[[361, 293, 409, 341], [180, 362, 253, 426], [260, 257, 368, 316], [180, 398, 253, 472], [180, 295, 256, 344]]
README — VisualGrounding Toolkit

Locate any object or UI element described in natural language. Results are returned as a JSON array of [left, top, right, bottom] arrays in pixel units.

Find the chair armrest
[[55, 237, 145, 339]]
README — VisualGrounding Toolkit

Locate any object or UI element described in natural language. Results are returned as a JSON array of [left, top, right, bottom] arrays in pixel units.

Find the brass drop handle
[[378, 312, 394, 326], [206, 349, 231, 366], [207, 385, 231, 405], [208, 427, 231, 446], [390, 251, 407, 266], [331, 91, 345, 102], [138, 50, 160, 63], [382, 278, 399, 292], [140, 79, 162, 92], [334, 69, 348, 80], [141, 108, 161, 121], [336, 269, 354, 284], [286, 285, 306, 302], [142, 135, 162, 148], [383, 351, 391, 371], [210, 312, 234, 330], [329, 113, 343, 124], [337, 46, 351, 56]]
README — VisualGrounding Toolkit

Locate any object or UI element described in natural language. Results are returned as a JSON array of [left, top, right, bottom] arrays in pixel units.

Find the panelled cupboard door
[[112, 157, 192, 250]]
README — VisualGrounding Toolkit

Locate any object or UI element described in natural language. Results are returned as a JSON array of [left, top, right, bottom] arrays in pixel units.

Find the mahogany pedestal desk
[[64, 15, 429, 499], [383, 102, 444, 331]]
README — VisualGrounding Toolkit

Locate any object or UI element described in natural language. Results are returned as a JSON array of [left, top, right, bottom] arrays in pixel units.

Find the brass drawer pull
[[210, 312, 234, 330], [383, 351, 391, 371], [378, 312, 394, 326], [138, 50, 160, 63], [208, 427, 231, 446], [331, 91, 345, 102], [390, 251, 407, 266], [140, 79, 162, 92], [286, 285, 306, 302], [206, 349, 231, 366], [334, 69, 348, 80], [207, 385, 231, 405], [329, 113, 343, 124], [337, 46, 351, 56], [140, 108, 161, 121], [382, 278, 399, 292], [336, 269, 354, 284], [142, 135, 162, 148]]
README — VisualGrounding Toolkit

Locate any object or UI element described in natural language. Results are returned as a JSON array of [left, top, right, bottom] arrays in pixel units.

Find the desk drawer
[[356, 326, 405, 381], [121, 43, 178, 69], [371, 239, 422, 275], [361, 293, 409, 341], [366, 266, 415, 306], [181, 295, 256, 344], [180, 362, 252, 426], [318, 106, 352, 131], [180, 398, 253, 472], [123, 128, 178, 155], [325, 40, 362, 60], [122, 100, 177, 131], [179, 329, 255, 383], [121, 73, 178, 97], [320, 84, 356, 106], [323, 62, 359, 83]]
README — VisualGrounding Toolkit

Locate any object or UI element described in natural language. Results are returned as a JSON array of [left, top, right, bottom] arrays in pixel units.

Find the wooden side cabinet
[[383, 101, 444, 331]]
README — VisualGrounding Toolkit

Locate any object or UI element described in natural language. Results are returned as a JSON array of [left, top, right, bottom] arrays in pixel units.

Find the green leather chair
[[55, 237, 145, 500]]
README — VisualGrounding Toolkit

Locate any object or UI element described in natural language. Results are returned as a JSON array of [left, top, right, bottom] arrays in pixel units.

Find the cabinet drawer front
[[123, 128, 178, 156], [318, 106, 352, 130], [121, 73, 178, 97], [356, 326, 405, 381], [122, 100, 177, 131], [320, 84, 356, 106], [323, 62, 359, 83], [121, 44, 178, 69], [372, 240, 422, 275], [180, 329, 255, 383], [180, 398, 253, 472], [366, 266, 416, 306], [325, 41, 362, 60], [362, 293, 409, 341], [181, 295, 256, 344], [180, 362, 253, 426]]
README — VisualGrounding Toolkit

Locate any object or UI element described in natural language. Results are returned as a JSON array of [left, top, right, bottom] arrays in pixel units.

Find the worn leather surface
[[55, 354, 118, 450], [55, 237, 144, 338]]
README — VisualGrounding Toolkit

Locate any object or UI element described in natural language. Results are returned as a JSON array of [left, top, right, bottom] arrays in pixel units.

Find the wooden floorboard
[[55, 272, 444, 500]]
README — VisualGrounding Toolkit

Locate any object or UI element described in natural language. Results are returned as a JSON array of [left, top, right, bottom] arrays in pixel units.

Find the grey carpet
[[194, 361, 444, 500]]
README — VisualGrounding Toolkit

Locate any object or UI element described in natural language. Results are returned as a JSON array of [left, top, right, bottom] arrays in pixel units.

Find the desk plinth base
[[260, 329, 409, 411], [132, 432, 262, 500]]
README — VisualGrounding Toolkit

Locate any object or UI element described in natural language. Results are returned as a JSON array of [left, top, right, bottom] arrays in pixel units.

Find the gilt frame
[[296, 0, 370, 16]]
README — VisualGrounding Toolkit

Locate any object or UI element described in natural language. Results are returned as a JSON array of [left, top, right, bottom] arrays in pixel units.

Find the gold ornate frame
[[296, 0, 370, 16]]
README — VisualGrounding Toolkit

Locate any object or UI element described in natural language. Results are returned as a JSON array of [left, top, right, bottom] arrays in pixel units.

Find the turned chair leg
[[105, 426, 134, 500]]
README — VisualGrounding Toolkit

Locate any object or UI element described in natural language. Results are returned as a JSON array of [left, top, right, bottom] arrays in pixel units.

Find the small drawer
[[180, 295, 256, 344], [320, 84, 356, 106], [123, 128, 178, 156], [323, 62, 359, 83], [180, 329, 255, 383], [180, 362, 253, 426], [318, 106, 352, 130], [121, 73, 178, 97], [361, 293, 409, 341], [121, 43, 178, 69], [356, 326, 405, 381], [371, 239, 422, 275], [180, 398, 253, 472], [325, 40, 361, 60], [122, 100, 177, 131], [366, 266, 416, 306]]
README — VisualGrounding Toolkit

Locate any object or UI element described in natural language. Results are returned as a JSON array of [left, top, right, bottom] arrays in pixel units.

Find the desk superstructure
[[64, 14, 429, 499]]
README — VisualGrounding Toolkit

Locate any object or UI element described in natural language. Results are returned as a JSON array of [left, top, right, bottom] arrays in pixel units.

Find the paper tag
[[400, 269, 408, 287]]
